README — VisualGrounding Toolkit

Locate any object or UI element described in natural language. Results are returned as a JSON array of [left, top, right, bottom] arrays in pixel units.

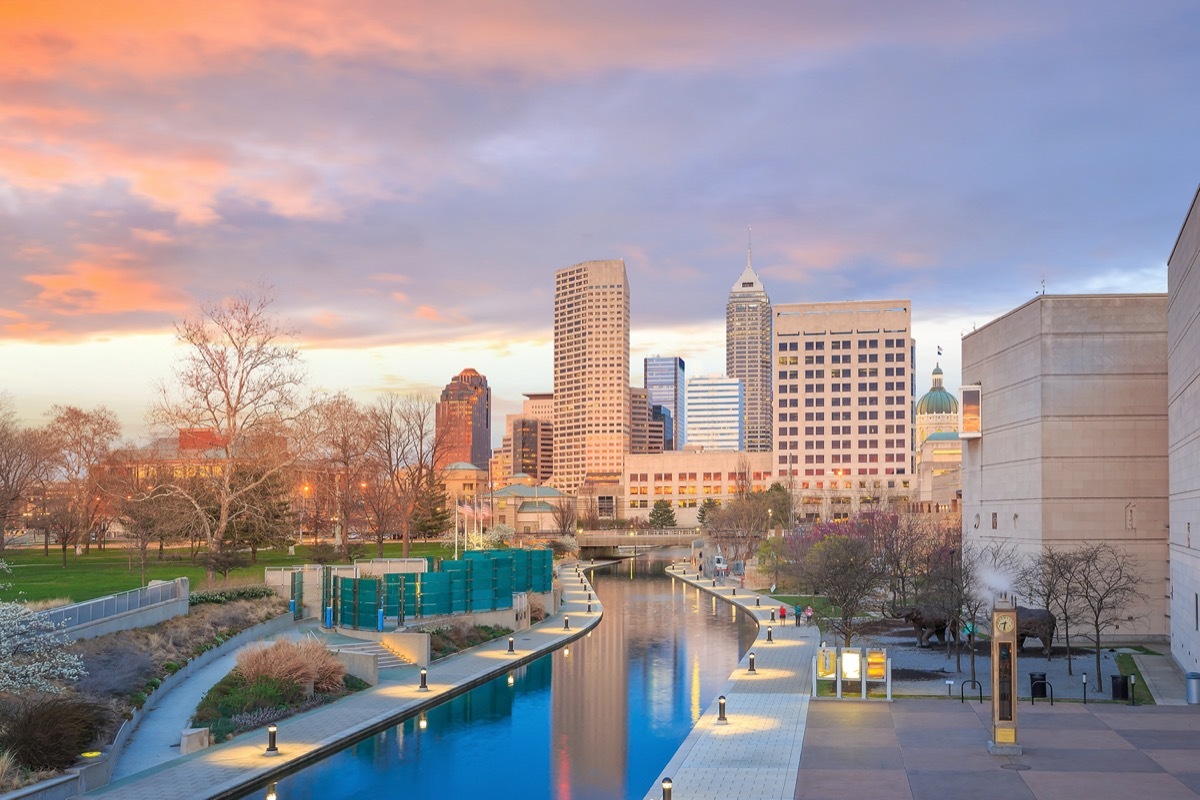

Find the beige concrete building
[[551, 260, 630, 493], [623, 450, 776, 528], [1169, 187, 1200, 670], [491, 392, 553, 487], [961, 294, 1169, 638], [773, 299, 915, 521]]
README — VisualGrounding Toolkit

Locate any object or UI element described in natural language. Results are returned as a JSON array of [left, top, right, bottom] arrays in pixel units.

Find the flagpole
[[454, 497, 460, 559]]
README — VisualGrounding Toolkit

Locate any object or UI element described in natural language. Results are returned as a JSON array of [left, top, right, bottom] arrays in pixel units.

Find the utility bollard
[[770, 609, 776, 622], [508, 636, 515, 653], [419, 668, 428, 691], [717, 695, 727, 722], [564, 615, 570, 630], [767, 626, 774, 643], [748, 652, 756, 673]]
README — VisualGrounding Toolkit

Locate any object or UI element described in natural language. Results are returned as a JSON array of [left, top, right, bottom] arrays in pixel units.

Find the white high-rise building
[[726, 245, 772, 453], [551, 260, 630, 493], [685, 375, 744, 452]]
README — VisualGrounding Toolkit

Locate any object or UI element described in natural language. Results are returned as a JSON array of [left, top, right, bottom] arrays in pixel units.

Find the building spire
[[747, 225, 752, 269]]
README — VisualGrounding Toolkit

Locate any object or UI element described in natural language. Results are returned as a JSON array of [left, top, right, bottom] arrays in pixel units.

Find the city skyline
[[2, 2, 1195, 438]]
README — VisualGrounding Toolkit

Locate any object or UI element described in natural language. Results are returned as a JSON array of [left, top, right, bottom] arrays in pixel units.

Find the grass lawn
[[1114, 653, 1156, 705], [0, 540, 459, 604]]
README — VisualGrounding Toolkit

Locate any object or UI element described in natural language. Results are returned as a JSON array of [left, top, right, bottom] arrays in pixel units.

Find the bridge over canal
[[577, 528, 703, 556]]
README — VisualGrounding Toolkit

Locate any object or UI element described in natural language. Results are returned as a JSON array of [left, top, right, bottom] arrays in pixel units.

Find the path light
[[508, 636, 515, 653], [712, 579, 717, 587], [748, 652, 756, 674], [265, 724, 279, 756], [419, 668, 428, 691], [1130, 673, 1137, 706], [771, 609, 776, 622], [266, 782, 278, 800], [767, 626, 773, 643], [717, 695, 727, 722], [588, 602, 593, 612], [661, 777, 673, 800], [756, 596, 761, 607], [732, 588, 737, 596], [418, 713, 427, 730], [564, 615, 571, 630], [1082, 672, 1088, 704]]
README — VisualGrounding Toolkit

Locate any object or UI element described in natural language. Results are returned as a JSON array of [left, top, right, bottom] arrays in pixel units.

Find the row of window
[[778, 337, 907, 352]]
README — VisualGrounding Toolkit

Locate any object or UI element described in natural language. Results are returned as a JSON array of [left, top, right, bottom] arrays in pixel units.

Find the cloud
[[23, 258, 189, 317]]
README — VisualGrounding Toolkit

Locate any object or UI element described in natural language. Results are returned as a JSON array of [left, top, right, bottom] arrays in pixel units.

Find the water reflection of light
[[690, 653, 701, 722]]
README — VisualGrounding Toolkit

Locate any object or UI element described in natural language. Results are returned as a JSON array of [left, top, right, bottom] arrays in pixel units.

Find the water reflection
[[249, 553, 753, 800]]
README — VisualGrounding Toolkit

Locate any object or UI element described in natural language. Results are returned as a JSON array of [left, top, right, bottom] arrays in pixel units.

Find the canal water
[[245, 553, 755, 799]]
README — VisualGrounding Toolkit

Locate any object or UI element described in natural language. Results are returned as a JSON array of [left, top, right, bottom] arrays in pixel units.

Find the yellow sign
[[817, 648, 837, 679], [866, 649, 887, 680], [840, 649, 862, 680], [994, 727, 1015, 744]]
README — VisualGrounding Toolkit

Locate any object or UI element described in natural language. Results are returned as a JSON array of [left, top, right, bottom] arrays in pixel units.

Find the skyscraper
[[435, 368, 492, 469], [551, 260, 630, 493], [685, 375, 744, 451], [773, 299, 913, 518], [726, 243, 772, 452], [644, 355, 685, 449]]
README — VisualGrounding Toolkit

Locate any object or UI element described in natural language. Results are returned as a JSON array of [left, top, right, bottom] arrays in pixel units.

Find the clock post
[[989, 595, 1022, 755]]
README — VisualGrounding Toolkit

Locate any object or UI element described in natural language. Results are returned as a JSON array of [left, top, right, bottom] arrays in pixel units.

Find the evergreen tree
[[649, 499, 677, 528]]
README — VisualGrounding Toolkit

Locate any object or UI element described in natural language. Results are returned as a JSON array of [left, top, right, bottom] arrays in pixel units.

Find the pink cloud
[[23, 258, 190, 316], [412, 305, 468, 324]]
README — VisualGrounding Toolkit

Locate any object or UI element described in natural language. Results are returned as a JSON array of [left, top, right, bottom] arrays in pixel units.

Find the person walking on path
[[779, 605, 787, 622], [804, 605, 814, 625], [794, 605, 802, 626]]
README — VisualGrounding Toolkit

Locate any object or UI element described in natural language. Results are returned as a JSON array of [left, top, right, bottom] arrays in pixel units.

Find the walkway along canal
[[237, 552, 756, 800]]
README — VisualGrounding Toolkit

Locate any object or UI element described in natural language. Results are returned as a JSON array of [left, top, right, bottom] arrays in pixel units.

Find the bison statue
[[1015, 606, 1057, 658]]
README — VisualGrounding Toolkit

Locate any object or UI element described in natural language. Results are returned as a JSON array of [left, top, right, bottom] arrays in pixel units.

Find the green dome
[[916, 364, 958, 416]]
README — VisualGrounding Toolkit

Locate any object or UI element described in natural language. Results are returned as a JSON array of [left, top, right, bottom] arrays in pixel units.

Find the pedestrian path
[[87, 562, 602, 800], [643, 564, 819, 800]]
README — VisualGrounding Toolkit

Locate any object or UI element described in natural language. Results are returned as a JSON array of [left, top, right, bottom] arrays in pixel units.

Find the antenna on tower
[[747, 225, 752, 269]]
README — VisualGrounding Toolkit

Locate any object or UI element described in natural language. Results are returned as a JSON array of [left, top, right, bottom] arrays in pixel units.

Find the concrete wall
[[1170, 186, 1200, 671], [332, 649, 379, 686], [962, 294, 1170, 638], [55, 578, 190, 642]]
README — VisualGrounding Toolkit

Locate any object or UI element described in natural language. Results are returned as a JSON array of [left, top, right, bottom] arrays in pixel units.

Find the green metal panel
[[383, 573, 407, 622], [291, 571, 304, 620], [420, 572, 451, 616], [356, 578, 380, 630]]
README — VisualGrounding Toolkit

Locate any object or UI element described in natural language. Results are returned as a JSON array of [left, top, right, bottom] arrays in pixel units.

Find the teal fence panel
[[291, 571, 304, 620], [403, 577, 419, 619], [444, 561, 470, 614], [468, 557, 497, 611], [383, 574, 406, 621], [419, 572, 451, 617], [356, 578, 380, 629], [493, 555, 514, 609], [530, 549, 552, 592], [510, 550, 531, 593]]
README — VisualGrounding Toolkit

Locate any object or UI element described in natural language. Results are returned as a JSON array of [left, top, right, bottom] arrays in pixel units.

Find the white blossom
[[0, 602, 86, 693]]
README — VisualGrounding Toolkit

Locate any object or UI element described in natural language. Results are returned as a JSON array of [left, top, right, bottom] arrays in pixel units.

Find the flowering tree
[[0, 602, 85, 693]]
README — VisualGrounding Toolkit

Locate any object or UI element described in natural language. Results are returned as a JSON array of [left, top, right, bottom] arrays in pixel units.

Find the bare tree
[[706, 494, 768, 566], [360, 465, 402, 557], [1074, 542, 1147, 690], [0, 399, 54, 553], [368, 394, 450, 558], [926, 539, 1016, 681], [1019, 545, 1086, 674], [148, 291, 309, 576], [311, 393, 372, 553], [45, 405, 121, 555], [550, 496, 577, 537], [803, 533, 882, 645]]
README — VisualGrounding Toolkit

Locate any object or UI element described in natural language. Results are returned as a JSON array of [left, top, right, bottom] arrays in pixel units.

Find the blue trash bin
[[1187, 672, 1200, 705]]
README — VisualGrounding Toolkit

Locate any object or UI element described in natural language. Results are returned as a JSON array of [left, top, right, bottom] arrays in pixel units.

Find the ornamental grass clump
[[236, 639, 345, 693], [0, 696, 110, 771]]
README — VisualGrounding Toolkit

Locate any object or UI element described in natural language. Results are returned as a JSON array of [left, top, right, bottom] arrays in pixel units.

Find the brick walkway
[[85, 564, 601, 800]]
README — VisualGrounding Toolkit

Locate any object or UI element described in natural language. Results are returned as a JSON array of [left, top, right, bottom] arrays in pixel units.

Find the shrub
[[189, 586, 278, 606], [0, 696, 110, 771], [236, 639, 344, 693]]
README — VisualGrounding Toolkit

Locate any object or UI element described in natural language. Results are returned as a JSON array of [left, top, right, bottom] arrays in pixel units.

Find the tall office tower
[[644, 355, 686, 449], [685, 375, 744, 451], [551, 260, 631, 493], [630, 387, 664, 454], [726, 246, 773, 452], [773, 300, 913, 516], [492, 392, 554, 486], [435, 368, 492, 468]]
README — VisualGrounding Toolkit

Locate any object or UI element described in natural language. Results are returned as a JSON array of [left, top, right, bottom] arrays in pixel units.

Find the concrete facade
[[726, 254, 773, 453], [961, 294, 1169, 638], [623, 450, 775, 528], [1168, 186, 1200, 670]]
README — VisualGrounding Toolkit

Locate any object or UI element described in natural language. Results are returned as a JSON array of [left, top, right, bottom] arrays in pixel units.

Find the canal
[[244, 552, 755, 799]]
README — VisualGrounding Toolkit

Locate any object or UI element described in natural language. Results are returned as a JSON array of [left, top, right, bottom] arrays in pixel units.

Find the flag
[[937, 345, 943, 356]]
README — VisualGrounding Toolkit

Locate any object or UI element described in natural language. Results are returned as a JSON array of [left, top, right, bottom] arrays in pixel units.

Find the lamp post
[[265, 724, 279, 756], [1082, 672, 1088, 704]]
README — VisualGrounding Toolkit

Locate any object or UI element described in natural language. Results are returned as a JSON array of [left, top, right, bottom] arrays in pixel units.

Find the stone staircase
[[330, 640, 409, 670]]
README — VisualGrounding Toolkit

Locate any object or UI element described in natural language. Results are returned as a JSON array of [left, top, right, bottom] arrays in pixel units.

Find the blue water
[[246, 554, 754, 799]]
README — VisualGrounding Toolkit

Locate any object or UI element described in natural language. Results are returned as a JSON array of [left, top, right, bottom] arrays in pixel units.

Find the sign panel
[[959, 385, 982, 439]]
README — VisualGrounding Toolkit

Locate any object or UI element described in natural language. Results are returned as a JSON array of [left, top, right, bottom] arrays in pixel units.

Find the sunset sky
[[2, 1, 1197, 442]]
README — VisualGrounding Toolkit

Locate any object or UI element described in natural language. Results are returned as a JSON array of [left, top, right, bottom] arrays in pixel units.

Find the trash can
[[1187, 672, 1200, 705], [1111, 674, 1130, 701], [1030, 672, 1047, 698]]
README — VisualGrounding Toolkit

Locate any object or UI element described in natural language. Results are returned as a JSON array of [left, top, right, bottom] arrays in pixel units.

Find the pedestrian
[[779, 605, 787, 622], [804, 605, 814, 625], [794, 604, 802, 626]]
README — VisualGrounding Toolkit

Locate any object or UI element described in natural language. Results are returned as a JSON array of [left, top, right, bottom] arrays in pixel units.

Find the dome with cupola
[[915, 365, 958, 416]]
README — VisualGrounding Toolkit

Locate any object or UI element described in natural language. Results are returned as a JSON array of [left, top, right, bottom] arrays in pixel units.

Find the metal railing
[[40, 579, 184, 630]]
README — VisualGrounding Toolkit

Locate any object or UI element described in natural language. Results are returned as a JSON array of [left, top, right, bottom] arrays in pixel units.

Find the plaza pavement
[[85, 562, 603, 800], [650, 564, 1200, 800]]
